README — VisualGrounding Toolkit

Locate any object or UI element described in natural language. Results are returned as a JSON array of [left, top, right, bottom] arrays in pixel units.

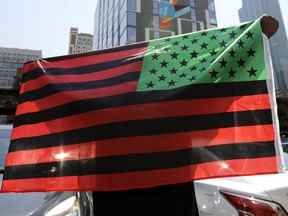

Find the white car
[[195, 173, 288, 215], [195, 149, 288, 215]]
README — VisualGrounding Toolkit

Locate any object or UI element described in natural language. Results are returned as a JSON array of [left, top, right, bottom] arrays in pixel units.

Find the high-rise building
[[93, 0, 217, 50], [0, 47, 42, 124], [69, 27, 94, 55], [239, 0, 288, 92], [0, 47, 42, 89]]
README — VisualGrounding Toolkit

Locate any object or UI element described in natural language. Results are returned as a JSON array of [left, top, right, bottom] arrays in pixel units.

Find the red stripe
[[16, 81, 138, 115], [22, 47, 147, 74], [6, 125, 274, 166], [1, 157, 277, 192], [13, 94, 271, 139], [20, 61, 143, 94]]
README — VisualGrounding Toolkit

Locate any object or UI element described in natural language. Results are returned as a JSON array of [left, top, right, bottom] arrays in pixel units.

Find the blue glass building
[[93, 0, 217, 50], [239, 0, 288, 93]]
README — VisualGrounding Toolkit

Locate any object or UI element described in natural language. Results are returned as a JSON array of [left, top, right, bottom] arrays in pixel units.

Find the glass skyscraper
[[239, 0, 288, 93], [93, 0, 217, 50]]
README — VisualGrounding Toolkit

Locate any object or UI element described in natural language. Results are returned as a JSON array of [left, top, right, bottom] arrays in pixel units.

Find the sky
[[0, 0, 242, 58]]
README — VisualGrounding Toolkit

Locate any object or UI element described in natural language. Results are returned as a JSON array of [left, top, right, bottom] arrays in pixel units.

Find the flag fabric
[[2, 19, 278, 192]]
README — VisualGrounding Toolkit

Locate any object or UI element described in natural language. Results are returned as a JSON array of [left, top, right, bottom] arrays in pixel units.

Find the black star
[[237, 40, 244, 48], [201, 42, 208, 49], [237, 58, 245, 67], [152, 53, 159, 60], [173, 41, 179, 46], [168, 80, 176, 86], [229, 49, 236, 57], [209, 70, 219, 78], [170, 52, 179, 59], [210, 49, 217, 56], [219, 40, 226, 48], [190, 66, 197, 71], [210, 35, 217, 40], [146, 81, 154, 88], [180, 59, 188, 67], [160, 60, 168, 68], [179, 73, 186, 78], [190, 51, 198, 59], [181, 45, 188, 51], [150, 69, 157, 74], [158, 75, 166, 81], [189, 76, 196, 81], [200, 58, 207, 63], [219, 59, 227, 68], [228, 69, 236, 78], [200, 67, 206, 72], [170, 68, 177, 74], [247, 48, 256, 57], [191, 38, 198, 44], [229, 31, 237, 39], [246, 31, 254, 38], [201, 32, 208, 36], [248, 67, 257, 77]]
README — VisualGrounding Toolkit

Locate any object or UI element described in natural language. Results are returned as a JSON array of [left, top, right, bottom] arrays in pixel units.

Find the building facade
[[69, 27, 94, 55], [0, 47, 42, 89], [0, 47, 42, 124], [239, 0, 288, 93], [93, 0, 217, 50]]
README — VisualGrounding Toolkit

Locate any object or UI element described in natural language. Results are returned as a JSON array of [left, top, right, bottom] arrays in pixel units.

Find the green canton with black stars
[[137, 20, 266, 91]]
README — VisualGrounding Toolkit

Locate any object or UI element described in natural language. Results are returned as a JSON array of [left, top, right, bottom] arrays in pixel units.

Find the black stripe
[[4, 141, 275, 179], [10, 109, 272, 152], [14, 81, 268, 127], [19, 72, 140, 103], [22, 56, 143, 83]]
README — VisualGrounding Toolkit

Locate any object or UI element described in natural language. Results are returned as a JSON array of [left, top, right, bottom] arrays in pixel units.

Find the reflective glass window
[[127, 0, 136, 11], [127, 27, 136, 42], [127, 12, 136, 26]]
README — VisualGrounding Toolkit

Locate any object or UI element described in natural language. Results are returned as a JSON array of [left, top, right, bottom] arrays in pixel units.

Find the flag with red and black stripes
[[2, 20, 278, 192]]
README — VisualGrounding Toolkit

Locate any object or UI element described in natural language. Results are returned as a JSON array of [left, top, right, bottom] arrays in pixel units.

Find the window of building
[[127, 0, 136, 11], [113, 33, 119, 47], [120, 29, 127, 46], [127, 26, 136, 43], [153, 1, 159, 15], [127, 12, 136, 26], [152, 15, 159, 28], [190, 0, 196, 8], [208, 0, 217, 25], [127, 0, 141, 12], [120, 13, 127, 35], [191, 8, 196, 21], [119, 0, 127, 11]]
